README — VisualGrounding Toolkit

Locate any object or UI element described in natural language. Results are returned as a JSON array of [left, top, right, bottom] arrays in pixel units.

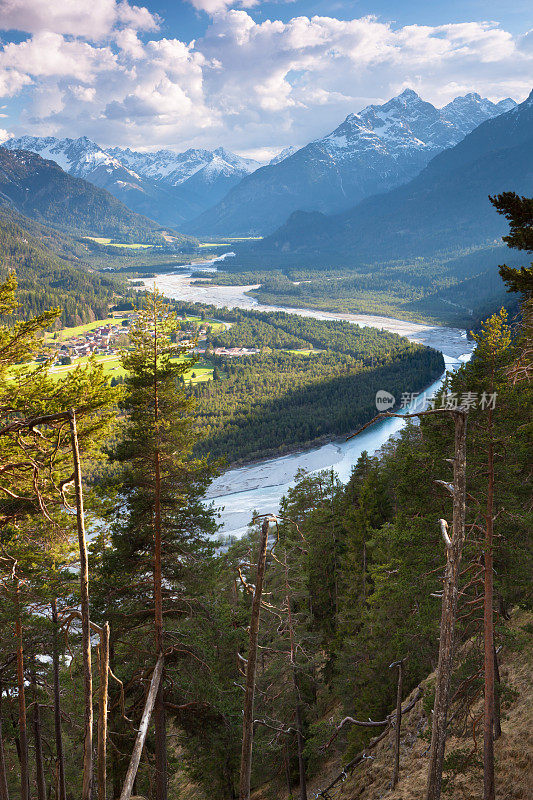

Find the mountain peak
[[397, 88, 420, 101]]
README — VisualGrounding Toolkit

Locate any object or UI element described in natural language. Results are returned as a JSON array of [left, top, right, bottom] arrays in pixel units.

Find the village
[[35, 312, 258, 373]]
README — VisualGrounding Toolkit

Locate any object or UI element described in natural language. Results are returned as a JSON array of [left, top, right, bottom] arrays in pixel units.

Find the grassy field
[[47, 352, 213, 384], [45, 317, 129, 342], [84, 237, 160, 249]]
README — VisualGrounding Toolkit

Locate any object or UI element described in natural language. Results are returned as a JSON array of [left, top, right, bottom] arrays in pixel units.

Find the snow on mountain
[[4, 89, 517, 236], [441, 92, 517, 136], [106, 145, 259, 186], [3, 136, 261, 227], [3, 135, 146, 198], [186, 88, 516, 236], [269, 146, 298, 165]]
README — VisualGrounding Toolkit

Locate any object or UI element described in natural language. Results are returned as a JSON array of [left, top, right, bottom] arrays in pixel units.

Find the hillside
[[0, 147, 190, 242], [0, 205, 131, 326], [258, 90, 533, 262], [294, 612, 532, 800], [186, 91, 515, 236]]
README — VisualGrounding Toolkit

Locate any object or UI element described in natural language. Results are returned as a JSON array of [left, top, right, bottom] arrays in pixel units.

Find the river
[[138, 259, 474, 538]]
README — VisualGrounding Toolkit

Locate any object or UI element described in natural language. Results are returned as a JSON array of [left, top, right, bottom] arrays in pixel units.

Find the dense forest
[[0, 208, 137, 326], [197, 243, 520, 327], [0, 195, 531, 800], [190, 309, 443, 462]]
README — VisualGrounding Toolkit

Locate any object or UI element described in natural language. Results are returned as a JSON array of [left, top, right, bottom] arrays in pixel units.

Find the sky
[[0, 0, 531, 160]]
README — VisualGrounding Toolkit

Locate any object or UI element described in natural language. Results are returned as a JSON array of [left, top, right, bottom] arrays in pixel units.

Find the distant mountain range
[[258, 90, 533, 263], [0, 147, 189, 242], [185, 91, 516, 236], [3, 136, 261, 228]]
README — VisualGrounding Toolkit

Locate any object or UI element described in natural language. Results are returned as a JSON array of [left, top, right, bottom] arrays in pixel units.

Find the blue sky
[[0, 0, 531, 158]]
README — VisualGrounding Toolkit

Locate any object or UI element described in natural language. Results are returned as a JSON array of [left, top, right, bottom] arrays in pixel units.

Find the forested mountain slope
[[0, 147, 189, 241], [259, 90, 533, 262], [0, 206, 129, 325]]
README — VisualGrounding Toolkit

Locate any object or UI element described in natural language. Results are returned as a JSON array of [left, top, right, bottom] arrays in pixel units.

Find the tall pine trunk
[[15, 585, 30, 800], [239, 518, 270, 800], [51, 600, 67, 800], [152, 314, 167, 800], [426, 410, 467, 800], [31, 662, 46, 800], [483, 407, 495, 800], [285, 552, 307, 800], [69, 409, 93, 800]]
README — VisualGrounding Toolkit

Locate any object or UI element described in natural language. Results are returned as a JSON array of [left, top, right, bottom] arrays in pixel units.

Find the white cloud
[[0, 9, 531, 153], [187, 0, 258, 14], [0, 0, 158, 39]]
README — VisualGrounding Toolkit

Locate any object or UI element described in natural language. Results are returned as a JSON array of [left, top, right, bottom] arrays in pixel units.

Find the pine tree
[[99, 288, 217, 797]]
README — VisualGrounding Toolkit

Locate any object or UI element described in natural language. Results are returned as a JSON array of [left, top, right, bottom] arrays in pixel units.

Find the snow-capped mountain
[[2, 135, 144, 190], [2, 137, 260, 227], [263, 90, 533, 262], [186, 89, 517, 236], [106, 145, 259, 186], [441, 92, 516, 137], [269, 146, 298, 166]]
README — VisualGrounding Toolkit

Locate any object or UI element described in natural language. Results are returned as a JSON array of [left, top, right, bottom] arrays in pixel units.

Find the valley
[[0, 22, 530, 798], [134, 267, 472, 535]]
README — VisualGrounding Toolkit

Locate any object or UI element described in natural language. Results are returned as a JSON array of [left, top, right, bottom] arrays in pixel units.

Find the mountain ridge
[[0, 147, 186, 242], [257, 90, 533, 263], [3, 136, 261, 228], [184, 90, 517, 236]]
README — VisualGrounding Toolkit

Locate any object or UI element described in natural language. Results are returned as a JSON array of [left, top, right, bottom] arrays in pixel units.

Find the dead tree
[[483, 403, 496, 800], [239, 517, 271, 800], [284, 551, 307, 800], [119, 653, 164, 800], [426, 410, 467, 800], [390, 657, 407, 789], [69, 408, 93, 800], [348, 407, 468, 800], [98, 622, 110, 800]]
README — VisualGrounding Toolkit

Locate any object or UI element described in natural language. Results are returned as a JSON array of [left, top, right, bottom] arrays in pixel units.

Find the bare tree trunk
[[239, 518, 270, 800], [69, 409, 93, 800], [0, 682, 10, 800], [15, 587, 30, 800], [493, 647, 502, 740], [97, 623, 110, 800], [426, 409, 467, 800], [31, 663, 46, 800], [391, 659, 405, 789], [152, 311, 167, 800], [51, 600, 67, 800], [285, 552, 307, 800], [119, 654, 164, 800], [483, 407, 495, 800], [294, 700, 307, 800]]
